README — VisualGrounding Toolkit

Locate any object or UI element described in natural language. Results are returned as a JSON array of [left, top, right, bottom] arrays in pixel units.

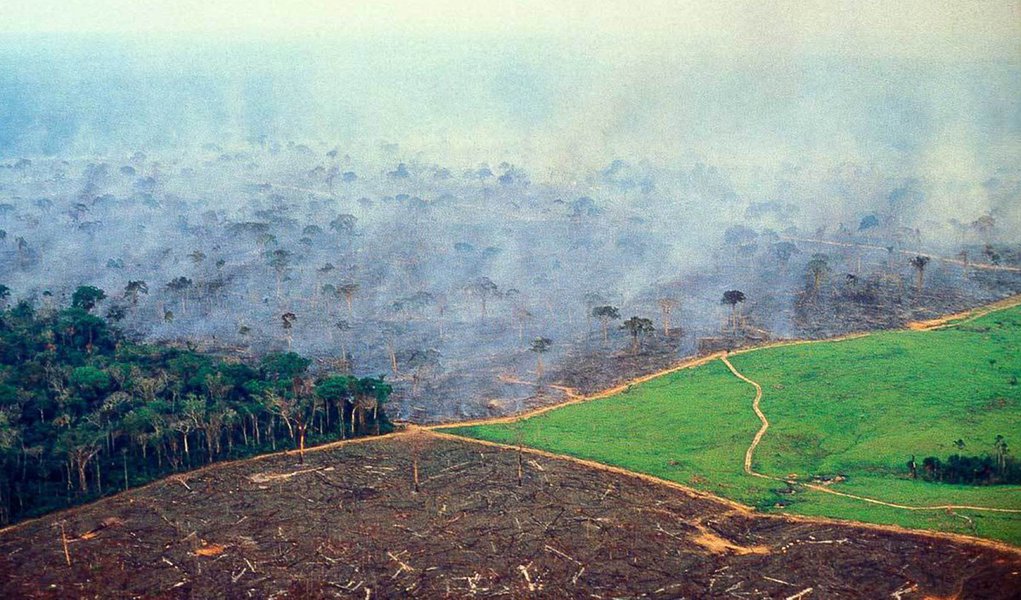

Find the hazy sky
[[2, 1, 1019, 60], [1, 1, 1018, 175]]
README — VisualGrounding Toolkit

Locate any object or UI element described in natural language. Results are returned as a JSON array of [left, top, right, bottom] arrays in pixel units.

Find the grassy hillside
[[444, 304, 1021, 545]]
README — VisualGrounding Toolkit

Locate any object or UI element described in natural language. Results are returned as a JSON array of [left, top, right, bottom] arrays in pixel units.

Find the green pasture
[[443, 305, 1021, 544]]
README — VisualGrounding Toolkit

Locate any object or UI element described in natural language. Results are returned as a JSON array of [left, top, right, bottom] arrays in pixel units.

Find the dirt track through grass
[[721, 355, 1021, 515], [444, 295, 1021, 545]]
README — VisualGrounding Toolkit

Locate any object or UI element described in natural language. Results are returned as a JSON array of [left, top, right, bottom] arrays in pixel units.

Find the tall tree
[[466, 277, 500, 318], [657, 298, 677, 336], [281, 312, 297, 350], [530, 337, 552, 378], [71, 286, 106, 313], [909, 255, 931, 291], [721, 290, 746, 333], [621, 316, 655, 354], [166, 277, 193, 315], [56, 423, 104, 494], [337, 282, 359, 317], [122, 280, 148, 306], [265, 249, 293, 301], [592, 305, 620, 345], [805, 253, 830, 294]]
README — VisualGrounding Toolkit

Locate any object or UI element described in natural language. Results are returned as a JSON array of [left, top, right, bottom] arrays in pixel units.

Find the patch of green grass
[[443, 305, 1021, 545]]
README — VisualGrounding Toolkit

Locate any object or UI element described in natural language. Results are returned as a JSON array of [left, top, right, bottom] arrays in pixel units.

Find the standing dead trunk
[[76, 462, 88, 494]]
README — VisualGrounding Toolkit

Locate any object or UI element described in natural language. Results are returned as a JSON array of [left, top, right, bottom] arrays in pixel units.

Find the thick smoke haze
[[1, 17, 1019, 420], [2, 35, 1019, 175]]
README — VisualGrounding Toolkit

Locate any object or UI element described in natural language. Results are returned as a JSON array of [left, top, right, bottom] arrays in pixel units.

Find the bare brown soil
[[1, 435, 1018, 599]]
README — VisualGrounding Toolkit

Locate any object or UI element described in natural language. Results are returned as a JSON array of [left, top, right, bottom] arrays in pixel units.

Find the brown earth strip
[[1, 435, 1018, 599]]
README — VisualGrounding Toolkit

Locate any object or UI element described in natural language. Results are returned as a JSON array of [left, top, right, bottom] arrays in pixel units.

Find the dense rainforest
[[0, 285, 393, 525]]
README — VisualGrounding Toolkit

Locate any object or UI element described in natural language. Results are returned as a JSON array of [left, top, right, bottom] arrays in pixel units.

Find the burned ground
[[1, 435, 1017, 599]]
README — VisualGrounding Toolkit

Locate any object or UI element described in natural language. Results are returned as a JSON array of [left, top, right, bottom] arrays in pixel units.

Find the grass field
[[443, 305, 1021, 545]]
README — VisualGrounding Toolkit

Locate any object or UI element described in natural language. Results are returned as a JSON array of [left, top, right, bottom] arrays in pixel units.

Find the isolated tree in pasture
[[657, 298, 678, 336], [805, 254, 830, 294], [72, 286, 106, 313], [122, 280, 148, 306], [592, 305, 620, 345], [530, 337, 552, 378], [721, 290, 746, 333], [622, 316, 655, 354], [909, 255, 931, 290]]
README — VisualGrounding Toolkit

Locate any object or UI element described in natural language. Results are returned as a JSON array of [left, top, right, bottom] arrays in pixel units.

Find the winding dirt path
[[720, 356, 770, 479], [719, 355, 1021, 515]]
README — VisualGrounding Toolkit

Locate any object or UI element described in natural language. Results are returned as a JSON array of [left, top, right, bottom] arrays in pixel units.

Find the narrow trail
[[720, 356, 769, 479], [785, 236, 1021, 273], [719, 355, 1021, 515]]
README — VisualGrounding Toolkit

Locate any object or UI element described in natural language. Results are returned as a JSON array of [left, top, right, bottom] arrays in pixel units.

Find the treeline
[[908, 437, 1018, 485], [0, 285, 393, 525]]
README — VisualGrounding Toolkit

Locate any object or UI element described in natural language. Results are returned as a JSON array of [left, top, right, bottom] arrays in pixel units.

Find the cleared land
[[1, 435, 1019, 599], [445, 303, 1021, 545]]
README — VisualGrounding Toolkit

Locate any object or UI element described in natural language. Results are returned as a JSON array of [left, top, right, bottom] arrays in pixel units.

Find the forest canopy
[[0, 286, 393, 525]]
